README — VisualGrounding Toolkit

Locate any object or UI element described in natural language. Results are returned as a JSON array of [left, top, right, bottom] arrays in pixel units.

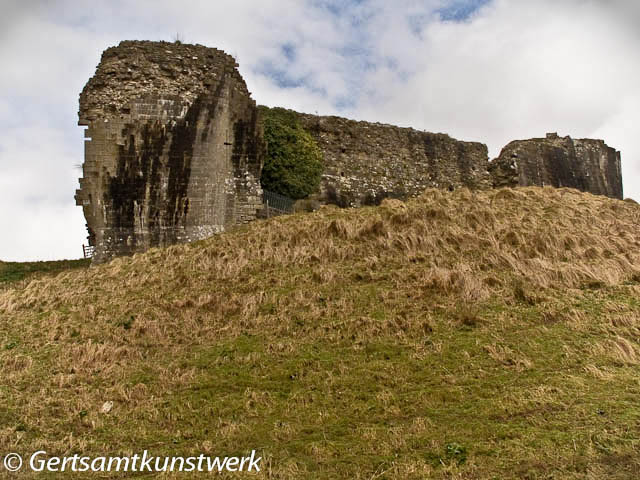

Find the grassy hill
[[1, 187, 640, 479], [0, 259, 90, 287]]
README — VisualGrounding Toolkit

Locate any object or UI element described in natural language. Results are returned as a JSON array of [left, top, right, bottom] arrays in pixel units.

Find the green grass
[[1, 187, 640, 478], [0, 259, 90, 285]]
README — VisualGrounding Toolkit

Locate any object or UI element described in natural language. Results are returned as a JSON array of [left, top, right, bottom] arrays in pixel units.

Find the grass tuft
[[1, 187, 640, 478]]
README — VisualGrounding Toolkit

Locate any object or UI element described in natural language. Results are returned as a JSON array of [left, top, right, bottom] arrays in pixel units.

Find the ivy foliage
[[259, 106, 323, 200]]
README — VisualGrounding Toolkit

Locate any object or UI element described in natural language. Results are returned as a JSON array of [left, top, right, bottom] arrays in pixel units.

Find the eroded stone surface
[[489, 133, 623, 199], [76, 41, 624, 263], [75, 41, 264, 263], [290, 111, 492, 207]]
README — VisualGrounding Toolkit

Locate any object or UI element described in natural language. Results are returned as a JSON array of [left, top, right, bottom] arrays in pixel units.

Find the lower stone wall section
[[290, 111, 492, 207]]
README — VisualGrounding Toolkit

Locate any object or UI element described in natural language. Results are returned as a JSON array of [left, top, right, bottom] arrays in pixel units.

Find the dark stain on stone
[[232, 107, 264, 178], [423, 136, 439, 182], [108, 123, 167, 246], [165, 98, 203, 232], [544, 146, 581, 189], [78, 41, 266, 263]]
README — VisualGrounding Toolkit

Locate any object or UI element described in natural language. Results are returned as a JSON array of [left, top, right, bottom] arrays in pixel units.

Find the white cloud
[[1, 0, 638, 260], [350, 0, 639, 199], [0, 206, 87, 262]]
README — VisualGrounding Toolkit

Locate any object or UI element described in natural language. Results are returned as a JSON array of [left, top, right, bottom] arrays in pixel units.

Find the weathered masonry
[[76, 41, 624, 263], [489, 133, 623, 199], [266, 111, 624, 207], [291, 111, 492, 207], [75, 41, 264, 263]]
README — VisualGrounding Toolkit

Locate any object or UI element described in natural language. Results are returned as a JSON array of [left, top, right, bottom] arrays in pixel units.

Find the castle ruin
[[291, 111, 491, 207], [75, 41, 264, 263], [489, 132, 622, 198], [76, 41, 623, 263]]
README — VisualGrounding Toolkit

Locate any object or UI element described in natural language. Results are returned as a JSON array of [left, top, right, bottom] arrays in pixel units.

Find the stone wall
[[489, 133, 623, 199], [75, 41, 265, 263], [75, 41, 624, 263], [290, 111, 492, 206]]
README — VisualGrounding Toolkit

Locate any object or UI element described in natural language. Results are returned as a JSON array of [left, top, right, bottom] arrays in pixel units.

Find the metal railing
[[263, 190, 295, 216]]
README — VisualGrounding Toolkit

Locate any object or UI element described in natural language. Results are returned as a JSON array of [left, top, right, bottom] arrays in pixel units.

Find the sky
[[1, 0, 638, 261]]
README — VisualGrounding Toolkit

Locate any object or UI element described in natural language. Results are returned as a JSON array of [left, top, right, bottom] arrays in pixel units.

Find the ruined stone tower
[[489, 133, 623, 199], [75, 41, 265, 263]]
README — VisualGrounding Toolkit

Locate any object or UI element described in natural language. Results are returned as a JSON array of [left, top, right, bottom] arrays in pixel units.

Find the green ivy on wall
[[259, 106, 323, 200]]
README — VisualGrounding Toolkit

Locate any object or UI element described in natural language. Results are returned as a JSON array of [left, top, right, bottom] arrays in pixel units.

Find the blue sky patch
[[280, 43, 296, 62], [254, 61, 305, 89], [309, 0, 367, 17], [437, 0, 492, 22], [254, 60, 329, 98], [256, 1, 493, 112]]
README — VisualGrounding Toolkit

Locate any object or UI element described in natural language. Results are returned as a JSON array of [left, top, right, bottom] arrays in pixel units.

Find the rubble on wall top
[[292, 109, 484, 147], [79, 40, 248, 124]]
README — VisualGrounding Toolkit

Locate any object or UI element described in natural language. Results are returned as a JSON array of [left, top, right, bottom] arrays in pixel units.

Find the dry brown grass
[[1, 186, 640, 479], [5, 187, 639, 318]]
